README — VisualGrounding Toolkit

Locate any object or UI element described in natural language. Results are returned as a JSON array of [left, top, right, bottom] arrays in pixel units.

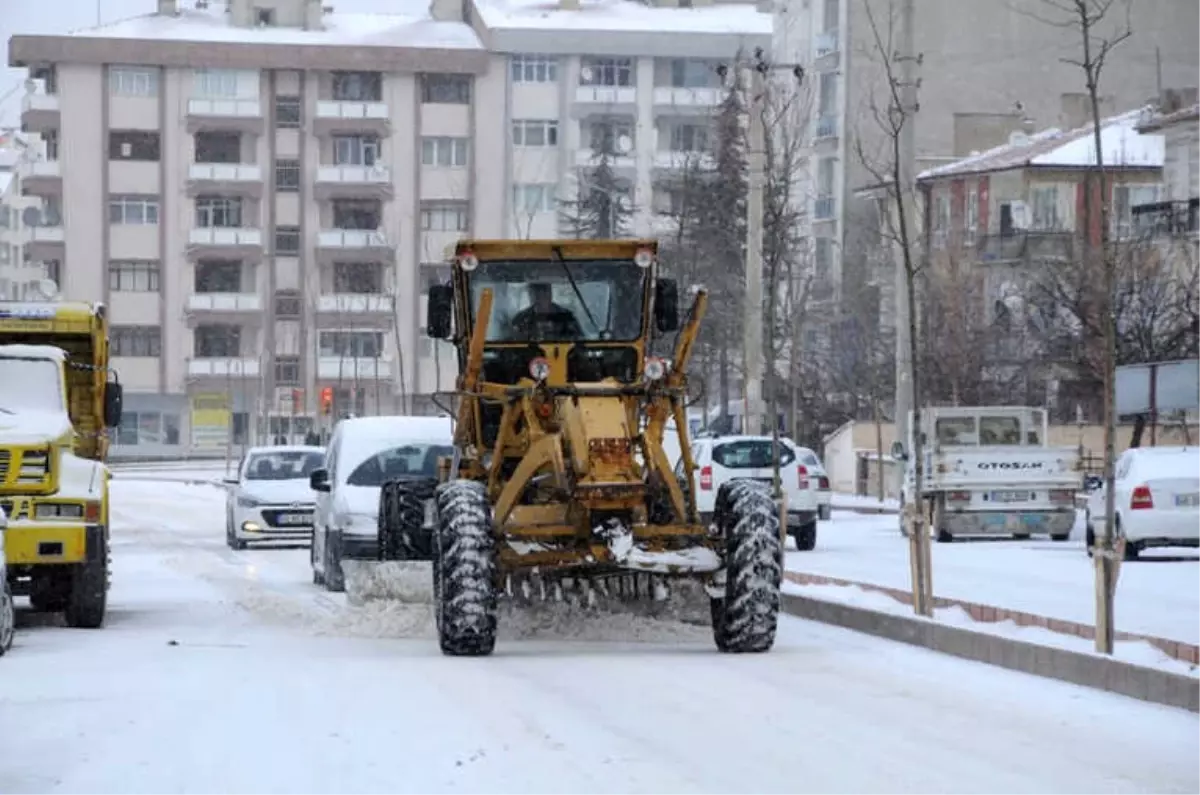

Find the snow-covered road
[[2, 477, 1196, 794], [788, 512, 1200, 644]]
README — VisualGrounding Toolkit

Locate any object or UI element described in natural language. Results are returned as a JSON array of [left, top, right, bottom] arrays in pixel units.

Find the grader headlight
[[459, 250, 479, 271], [528, 357, 550, 382], [634, 247, 655, 269], [643, 357, 666, 382]]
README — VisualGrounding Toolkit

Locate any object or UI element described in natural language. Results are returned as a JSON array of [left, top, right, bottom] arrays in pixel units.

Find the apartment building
[[1134, 93, 1199, 240], [8, 0, 768, 455], [775, 0, 1198, 330], [0, 129, 50, 299]]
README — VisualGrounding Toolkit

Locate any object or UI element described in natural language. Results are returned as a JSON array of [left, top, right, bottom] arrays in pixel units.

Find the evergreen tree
[[559, 117, 635, 238]]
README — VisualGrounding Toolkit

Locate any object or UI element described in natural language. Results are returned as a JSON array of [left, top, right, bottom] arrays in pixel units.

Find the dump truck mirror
[[103, 382, 123, 428], [309, 468, 330, 492], [427, 285, 454, 339], [655, 279, 679, 332], [890, 440, 908, 461]]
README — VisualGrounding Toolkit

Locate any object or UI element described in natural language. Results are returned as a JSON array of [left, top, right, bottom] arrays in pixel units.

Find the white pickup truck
[[891, 406, 1082, 542]]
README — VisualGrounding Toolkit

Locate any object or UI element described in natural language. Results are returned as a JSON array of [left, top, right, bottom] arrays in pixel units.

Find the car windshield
[[0, 356, 64, 414], [712, 440, 796, 469], [245, 451, 325, 480], [346, 443, 455, 487], [468, 259, 646, 343]]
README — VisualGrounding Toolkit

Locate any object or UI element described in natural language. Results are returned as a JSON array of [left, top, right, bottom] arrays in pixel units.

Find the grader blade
[[341, 560, 435, 606]]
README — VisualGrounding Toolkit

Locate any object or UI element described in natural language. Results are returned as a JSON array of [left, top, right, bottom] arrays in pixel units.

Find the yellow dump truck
[[0, 300, 123, 628]]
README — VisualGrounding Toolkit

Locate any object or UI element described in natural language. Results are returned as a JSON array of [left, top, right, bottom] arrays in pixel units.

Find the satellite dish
[[580, 66, 593, 82], [22, 207, 40, 227], [616, 134, 633, 154], [34, 278, 59, 300]]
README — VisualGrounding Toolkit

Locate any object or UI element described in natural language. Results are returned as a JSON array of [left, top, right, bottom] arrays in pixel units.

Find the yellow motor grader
[[379, 239, 782, 656]]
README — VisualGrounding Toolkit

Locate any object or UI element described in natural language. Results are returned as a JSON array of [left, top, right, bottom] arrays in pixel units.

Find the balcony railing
[[317, 294, 394, 314], [187, 357, 261, 377], [815, 115, 837, 139], [652, 87, 724, 107], [187, 98, 262, 119], [1129, 198, 1199, 238], [188, 163, 263, 184], [188, 227, 263, 247], [316, 356, 393, 380], [575, 86, 637, 105], [186, 293, 263, 312], [317, 229, 390, 249], [814, 195, 836, 220], [315, 101, 389, 122], [976, 231, 1074, 262]]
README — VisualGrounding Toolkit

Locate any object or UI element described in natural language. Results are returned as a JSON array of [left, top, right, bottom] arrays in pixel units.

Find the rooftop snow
[[62, 6, 482, 51], [471, 0, 770, 35], [918, 107, 1165, 182]]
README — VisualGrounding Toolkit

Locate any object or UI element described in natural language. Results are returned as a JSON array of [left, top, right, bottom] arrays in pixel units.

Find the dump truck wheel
[[711, 480, 782, 654], [433, 480, 498, 657], [380, 480, 436, 560], [29, 575, 68, 612], [65, 533, 108, 629], [792, 520, 817, 551]]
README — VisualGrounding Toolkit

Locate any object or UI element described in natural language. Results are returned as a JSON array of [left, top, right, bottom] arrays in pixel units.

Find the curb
[[784, 571, 1200, 665], [779, 592, 1199, 713]]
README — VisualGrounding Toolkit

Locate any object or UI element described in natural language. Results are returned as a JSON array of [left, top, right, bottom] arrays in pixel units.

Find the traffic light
[[320, 386, 333, 415]]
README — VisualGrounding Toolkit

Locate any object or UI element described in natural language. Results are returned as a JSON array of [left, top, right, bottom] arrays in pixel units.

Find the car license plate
[[1175, 493, 1199, 507], [991, 490, 1032, 503], [277, 512, 310, 525]]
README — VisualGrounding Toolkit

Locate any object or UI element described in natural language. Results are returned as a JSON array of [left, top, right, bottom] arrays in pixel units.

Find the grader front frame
[[407, 239, 783, 656]]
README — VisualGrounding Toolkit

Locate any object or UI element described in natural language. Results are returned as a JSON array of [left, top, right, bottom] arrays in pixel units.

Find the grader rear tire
[[711, 480, 783, 653], [433, 480, 498, 657]]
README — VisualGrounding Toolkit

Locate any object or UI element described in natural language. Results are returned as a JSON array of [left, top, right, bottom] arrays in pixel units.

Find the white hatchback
[[1086, 446, 1200, 559], [224, 446, 326, 550], [683, 434, 831, 551]]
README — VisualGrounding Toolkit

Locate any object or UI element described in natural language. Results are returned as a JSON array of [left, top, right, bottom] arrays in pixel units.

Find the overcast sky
[[0, 0, 422, 127]]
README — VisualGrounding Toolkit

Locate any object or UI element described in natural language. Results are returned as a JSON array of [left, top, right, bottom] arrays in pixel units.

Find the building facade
[[8, 0, 768, 457], [0, 129, 50, 299]]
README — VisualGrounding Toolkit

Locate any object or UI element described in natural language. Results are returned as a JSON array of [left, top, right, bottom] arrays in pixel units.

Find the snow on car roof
[[1132, 447, 1200, 477], [336, 416, 455, 473], [244, 445, 326, 457], [61, 5, 482, 51]]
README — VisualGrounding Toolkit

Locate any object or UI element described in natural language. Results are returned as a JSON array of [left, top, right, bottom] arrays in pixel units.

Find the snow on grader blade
[[374, 239, 784, 656]]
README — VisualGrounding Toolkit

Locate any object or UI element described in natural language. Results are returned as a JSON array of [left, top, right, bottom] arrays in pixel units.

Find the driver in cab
[[509, 282, 584, 340]]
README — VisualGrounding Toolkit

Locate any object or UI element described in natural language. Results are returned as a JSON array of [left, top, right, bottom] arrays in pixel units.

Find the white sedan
[[224, 446, 326, 550], [1086, 445, 1200, 559]]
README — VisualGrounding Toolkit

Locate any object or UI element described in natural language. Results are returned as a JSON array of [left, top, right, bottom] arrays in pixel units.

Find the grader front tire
[[433, 480, 498, 657], [711, 480, 783, 654]]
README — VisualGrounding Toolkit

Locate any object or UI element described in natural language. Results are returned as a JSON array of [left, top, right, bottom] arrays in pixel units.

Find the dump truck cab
[[0, 301, 122, 628]]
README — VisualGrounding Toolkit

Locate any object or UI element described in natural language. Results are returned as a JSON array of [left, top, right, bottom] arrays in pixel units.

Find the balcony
[[1130, 199, 1199, 238], [653, 87, 724, 110], [574, 149, 636, 170], [815, 29, 840, 59], [814, 195, 836, 221], [574, 86, 637, 107], [185, 293, 264, 317], [185, 98, 264, 134], [976, 232, 1074, 263], [315, 229, 395, 265], [186, 227, 264, 262], [652, 150, 714, 171], [317, 294, 394, 315], [25, 225, 65, 262], [313, 165, 394, 200], [317, 356, 393, 380], [18, 160, 62, 197], [186, 357, 261, 379], [314, 101, 391, 137], [187, 163, 264, 198], [815, 115, 838, 139], [20, 93, 59, 134]]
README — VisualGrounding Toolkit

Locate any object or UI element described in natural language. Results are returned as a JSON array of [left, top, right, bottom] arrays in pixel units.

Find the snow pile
[[343, 560, 435, 605], [784, 580, 1200, 678]]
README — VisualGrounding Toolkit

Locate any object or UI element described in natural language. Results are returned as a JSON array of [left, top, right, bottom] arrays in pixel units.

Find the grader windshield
[[466, 259, 647, 343]]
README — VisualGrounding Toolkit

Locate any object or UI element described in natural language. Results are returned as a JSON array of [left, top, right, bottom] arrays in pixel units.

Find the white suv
[[682, 434, 831, 551]]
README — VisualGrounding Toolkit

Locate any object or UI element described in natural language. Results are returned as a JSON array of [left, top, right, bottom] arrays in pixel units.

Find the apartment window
[[421, 202, 470, 232], [819, 72, 837, 116], [589, 119, 632, 151], [1030, 186, 1059, 230], [512, 184, 556, 214], [1113, 183, 1163, 237], [333, 262, 383, 293], [419, 263, 452, 292], [255, 7, 275, 25], [965, 188, 979, 243], [932, 193, 951, 245], [108, 131, 161, 161], [421, 74, 471, 104], [109, 195, 160, 225], [194, 325, 241, 357], [669, 123, 709, 152], [319, 330, 384, 358], [274, 291, 302, 318], [274, 355, 300, 385], [275, 95, 301, 128], [43, 131, 59, 160], [0, 244, 9, 266], [44, 260, 61, 286], [195, 196, 244, 228], [117, 411, 180, 446], [332, 200, 381, 230], [333, 135, 380, 167], [511, 55, 558, 83], [512, 120, 558, 147], [822, 0, 838, 31], [668, 59, 719, 89], [109, 66, 158, 96], [421, 137, 469, 167], [275, 159, 300, 192], [817, 157, 836, 196], [0, 208, 10, 229], [580, 57, 633, 87], [331, 71, 382, 102], [193, 69, 239, 99], [275, 226, 300, 255], [195, 260, 242, 292], [195, 131, 241, 164], [814, 237, 832, 283], [109, 261, 160, 292], [111, 325, 162, 357]]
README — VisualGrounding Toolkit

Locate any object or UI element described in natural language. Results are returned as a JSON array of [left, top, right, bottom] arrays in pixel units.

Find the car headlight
[[237, 495, 261, 508]]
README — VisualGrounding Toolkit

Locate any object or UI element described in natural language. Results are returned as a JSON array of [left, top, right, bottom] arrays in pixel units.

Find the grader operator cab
[[378, 239, 783, 656]]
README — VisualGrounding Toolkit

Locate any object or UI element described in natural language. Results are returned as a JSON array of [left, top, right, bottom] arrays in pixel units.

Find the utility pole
[[744, 48, 804, 437]]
